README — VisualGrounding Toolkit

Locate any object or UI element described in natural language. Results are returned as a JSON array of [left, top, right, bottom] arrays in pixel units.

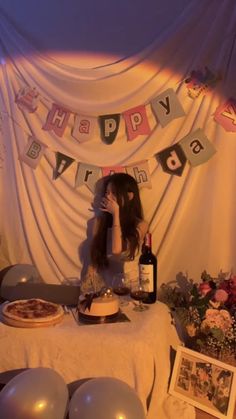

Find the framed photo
[[169, 346, 236, 419]]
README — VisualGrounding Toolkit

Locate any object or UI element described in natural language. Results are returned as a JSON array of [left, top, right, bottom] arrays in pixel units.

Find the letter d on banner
[[156, 143, 187, 176]]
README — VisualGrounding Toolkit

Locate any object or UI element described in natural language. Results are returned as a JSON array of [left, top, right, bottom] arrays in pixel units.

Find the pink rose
[[199, 282, 212, 296], [214, 289, 228, 303]]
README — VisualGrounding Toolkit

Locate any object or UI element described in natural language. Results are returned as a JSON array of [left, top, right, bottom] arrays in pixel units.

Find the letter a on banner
[[43, 103, 71, 137], [75, 163, 101, 193], [72, 114, 96, 142], [20, 136, 47, 169], [126, 161, 152, 189], [151, 88, 185, 127], [214, 98, 236, 132], [156, 143, 187, 176], [180, 128, 216, 166], [99, 114, 120, 144], [123, 105, 151, 141], [53, 152, 74, 180]]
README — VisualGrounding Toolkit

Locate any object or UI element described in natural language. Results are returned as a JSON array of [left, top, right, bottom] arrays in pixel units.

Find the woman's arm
[[100, 196, 122, 255]]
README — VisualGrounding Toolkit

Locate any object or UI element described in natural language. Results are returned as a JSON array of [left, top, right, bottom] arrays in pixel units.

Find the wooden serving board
[[1, 313, 64, 328]]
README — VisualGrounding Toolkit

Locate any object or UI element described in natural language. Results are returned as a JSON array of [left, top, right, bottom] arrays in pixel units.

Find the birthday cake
[[79, 293, 119, 319]]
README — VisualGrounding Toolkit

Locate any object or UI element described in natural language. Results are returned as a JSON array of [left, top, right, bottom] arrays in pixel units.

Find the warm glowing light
[[34, 400, 47, 412], [115, 413, 126, 419]]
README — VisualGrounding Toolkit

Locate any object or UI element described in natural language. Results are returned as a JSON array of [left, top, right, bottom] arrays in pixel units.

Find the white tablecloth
[[0, 301, 195, 419]]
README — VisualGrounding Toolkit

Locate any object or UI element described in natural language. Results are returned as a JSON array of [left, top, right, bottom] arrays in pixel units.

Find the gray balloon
[[0, 367, 69, 419], [69, 377, 146, 419]]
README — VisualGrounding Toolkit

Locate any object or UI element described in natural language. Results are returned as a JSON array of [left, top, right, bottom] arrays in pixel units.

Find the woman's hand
[[100, 196, 119, 216]]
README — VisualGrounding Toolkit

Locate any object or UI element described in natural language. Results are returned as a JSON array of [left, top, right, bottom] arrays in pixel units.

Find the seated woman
[[81, 173, 148, 293]]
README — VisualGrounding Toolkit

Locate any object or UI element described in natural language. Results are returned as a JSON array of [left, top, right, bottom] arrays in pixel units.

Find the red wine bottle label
[[139, 264, 154, 292]]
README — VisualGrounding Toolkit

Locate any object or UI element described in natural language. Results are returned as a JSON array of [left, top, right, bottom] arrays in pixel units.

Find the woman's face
[[105, 182, 117, 202]]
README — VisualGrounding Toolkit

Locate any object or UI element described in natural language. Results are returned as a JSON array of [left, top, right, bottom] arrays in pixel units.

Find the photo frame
[[169, 346, 236, 419]]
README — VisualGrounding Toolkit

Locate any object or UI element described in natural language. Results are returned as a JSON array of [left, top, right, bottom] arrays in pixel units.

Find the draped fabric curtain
[[0, 0, 235, 284]]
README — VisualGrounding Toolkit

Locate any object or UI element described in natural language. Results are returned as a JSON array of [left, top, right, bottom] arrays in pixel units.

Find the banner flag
[[180, 129, 216, 166], [75, 163, 101, 192], [15, 87, 39, 113], [151, 88, 185, 127], [53, 152, 74, 180], [72, 114, 96, 142], [184, 67, 221, 99], [214, 98, 236, 132], [20, 136, 47, 169], [156, 143, 187, 176], [102, 166, 126, 177], [123, 105, 151, 141], [126, 160, 152, 189], [99, 114, 120, 144], [43, 103, 71, 137]]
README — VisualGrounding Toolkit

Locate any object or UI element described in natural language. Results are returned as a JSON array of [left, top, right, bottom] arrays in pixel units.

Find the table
[[0, 301, 195, 419]]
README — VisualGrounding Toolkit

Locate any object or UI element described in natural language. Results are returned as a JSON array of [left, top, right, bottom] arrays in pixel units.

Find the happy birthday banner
[[11, 66, 236, 191]]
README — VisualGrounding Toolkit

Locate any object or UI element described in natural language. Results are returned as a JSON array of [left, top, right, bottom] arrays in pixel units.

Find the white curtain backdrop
[[0, 0, 236, 285]]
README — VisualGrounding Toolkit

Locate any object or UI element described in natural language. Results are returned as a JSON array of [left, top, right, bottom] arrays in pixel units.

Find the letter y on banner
[[214, 98, 236, 132], [151, 88, 185, 127], [156, 143, 187, 176]]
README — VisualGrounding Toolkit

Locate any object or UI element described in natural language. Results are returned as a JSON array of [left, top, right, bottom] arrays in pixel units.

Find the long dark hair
[[91, 173, 144, 269]]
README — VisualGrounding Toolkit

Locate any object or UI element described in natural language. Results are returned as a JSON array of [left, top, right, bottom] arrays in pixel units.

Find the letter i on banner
[[126, 161, 152, 189], [123, 105, 151, 141], [180, 128, 216, 166], [156, 143, 187, 176], [75, 163, 101, 193], [43, 103, 71, 137], [53, 152, 74, 180], [99, 114, 120, 144], [19, 136, 47, 169]]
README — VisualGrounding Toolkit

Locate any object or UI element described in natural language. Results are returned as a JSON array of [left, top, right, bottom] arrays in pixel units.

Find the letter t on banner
[[123, 105, 151, 141], [75, 163, 101, 193], [151, 88, 185, 127], [43, 103, 71, 137]]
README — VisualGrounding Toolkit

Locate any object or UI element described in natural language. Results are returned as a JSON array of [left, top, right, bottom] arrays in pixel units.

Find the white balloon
[[0, 367, 69, 419], [69, 377, 146, 419]]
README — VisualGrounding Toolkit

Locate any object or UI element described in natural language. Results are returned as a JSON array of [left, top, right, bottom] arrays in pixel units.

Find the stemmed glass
[[130, 279, 149, 312], [112, 273, 131, 306]]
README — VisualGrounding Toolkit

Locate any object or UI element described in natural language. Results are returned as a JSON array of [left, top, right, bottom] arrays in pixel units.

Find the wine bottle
[[139, 232, 157, 304]]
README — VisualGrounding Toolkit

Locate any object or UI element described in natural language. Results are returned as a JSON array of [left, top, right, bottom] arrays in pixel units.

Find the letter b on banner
[[156, 144, 187, 176]]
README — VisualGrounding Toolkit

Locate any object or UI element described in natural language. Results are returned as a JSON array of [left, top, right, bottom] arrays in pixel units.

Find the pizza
[[2, 298, 64, 324]]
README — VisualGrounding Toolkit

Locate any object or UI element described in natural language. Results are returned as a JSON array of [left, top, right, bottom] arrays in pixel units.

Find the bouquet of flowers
[[160, 271, 236, 363]]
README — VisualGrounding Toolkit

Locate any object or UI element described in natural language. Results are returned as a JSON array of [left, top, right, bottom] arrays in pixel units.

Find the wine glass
[[130, 280, 149, 312], [112, 273, 131, 306]]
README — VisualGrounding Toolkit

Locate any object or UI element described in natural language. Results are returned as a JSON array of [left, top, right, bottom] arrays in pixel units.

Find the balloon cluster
[[0, 368, 146, 419]]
